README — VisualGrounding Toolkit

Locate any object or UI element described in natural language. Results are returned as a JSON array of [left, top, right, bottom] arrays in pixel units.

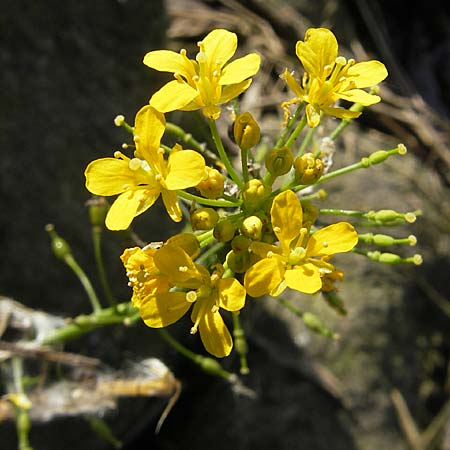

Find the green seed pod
[[213, 219, 236, 242], [190, 207, 219, 230], [46, 224, 72, 261], [294, 153, 324, 184], [265, 147, 294, 176], [233, 112, 260, 150]]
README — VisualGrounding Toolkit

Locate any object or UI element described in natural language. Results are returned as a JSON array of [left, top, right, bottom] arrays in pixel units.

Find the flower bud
[[196, 167, 224, 199], [241, 216, 263, 241], [226, 249, 251, 273], [233, 112, 260, 150], [231, 235, 251, 252], [294, 153, 324, 184], [87, 197, 109, 228], [213, 219, 236, 242], [190, 207, 219, 230], [265, 147, 294, 176], [241, 179, 270, 209]]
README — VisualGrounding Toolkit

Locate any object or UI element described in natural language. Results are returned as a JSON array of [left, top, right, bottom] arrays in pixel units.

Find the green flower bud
[[231, 235, 251, 252], [233, 112, 260, 150], [265, 147, 294, 176], [294, 153, 324, 184], [45, 224, 72, 261], [190, 207, 219, 230], [226, 249, 251, 273], [241, 216, 263, 240], [213, 219, 236, 242], [241, 179, 270, 210]]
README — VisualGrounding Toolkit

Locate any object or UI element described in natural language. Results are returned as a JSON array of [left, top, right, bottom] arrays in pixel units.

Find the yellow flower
[[120, 245, 170, 309], [85, 105, 206, 229], [121, 233, 200, 308], [244, 190, 358, 297], [139, 243, 246, 358], [283, 28, 388, 127], [143, 29, 261, 119]]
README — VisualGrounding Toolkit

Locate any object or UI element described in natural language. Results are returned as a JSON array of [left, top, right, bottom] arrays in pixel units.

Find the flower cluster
[[85, 28, 420, 360]]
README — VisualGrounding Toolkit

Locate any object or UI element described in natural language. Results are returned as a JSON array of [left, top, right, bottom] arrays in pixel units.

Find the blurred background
[[1, 0, 449, 449]]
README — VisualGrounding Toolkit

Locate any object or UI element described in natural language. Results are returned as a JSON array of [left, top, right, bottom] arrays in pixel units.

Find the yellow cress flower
[[143, 29, 261, 119], [139, 242, 246, 358], [283, 28, 388, 127], [244, 190, 358, 297], [85, 105, 206, 229]]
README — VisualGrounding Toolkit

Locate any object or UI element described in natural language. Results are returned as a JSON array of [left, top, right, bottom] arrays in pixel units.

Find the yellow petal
[[219, 53, 260, 85], [219, 79, 252, 105], [283, 69, 303, 97], [202, 29, 237, 72], [284, 264, 322, 294], [218, 278, 246, 311], [347, 61, 388, 88], [143, 50, 197, 80], [305, 104, 321, 128], [85, 158, 138, 196], [105, 188, 159, 230], [154, 244, 203, 288], [150, 80, 199, 113], [244, 256, 285, 298], [249, 241, 280, 259], [164, 150, 206, 189], [296, 28, 338, 80], [166, 233, 200, 258], [198, 310, 233, 358], [161, 189, 182, 222], [336, 89, 381, 106], [306, 222, 358, 257], [271, 190, 303, 253], [134, 105, 165, 162], [140, 292, 191, 328], [322, 106, 361, 120]]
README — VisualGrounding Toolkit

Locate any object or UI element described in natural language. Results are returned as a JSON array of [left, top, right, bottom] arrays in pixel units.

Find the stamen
[[178, 265, 188, 272], [114, 151, 129, 161], [129, 158, 143, 171], [186, 291, 197, 303]]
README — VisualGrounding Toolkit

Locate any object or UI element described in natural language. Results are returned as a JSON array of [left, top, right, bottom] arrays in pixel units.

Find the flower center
[[288, 246, 306, 266]]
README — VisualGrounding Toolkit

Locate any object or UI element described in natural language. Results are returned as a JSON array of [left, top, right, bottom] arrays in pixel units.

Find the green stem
[[297, 125, 316, 157], [12, 358, 33, 450], [92, 226, 116, 306], [42, 303, 139, 346], [319, 208, 367, 218], [64, 255, 102, 313], [275, 103, 305, 148], [165, 122, 222, 167], [209, 119, 243, 189], [329, 102, 365, 140], [284, 115, 307, 149], [232, 312, 249, 375], [176, 189, 240, 208], [196, 242, 224, 265], [241, 148, 250, 183], [157, 329, 232, 380]]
